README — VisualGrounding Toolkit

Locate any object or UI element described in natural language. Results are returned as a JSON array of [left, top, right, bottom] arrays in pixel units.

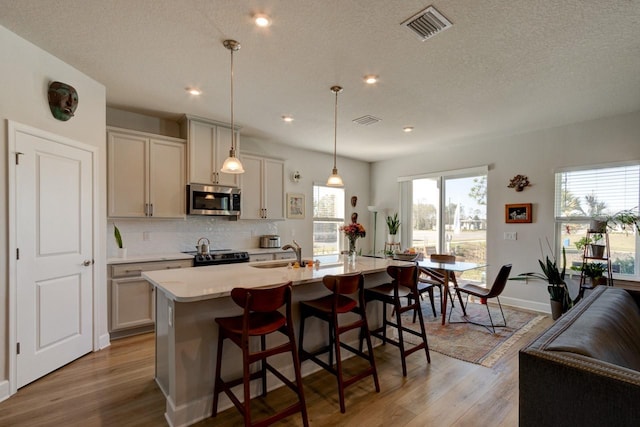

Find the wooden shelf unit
[[578, 230, 613, 297]]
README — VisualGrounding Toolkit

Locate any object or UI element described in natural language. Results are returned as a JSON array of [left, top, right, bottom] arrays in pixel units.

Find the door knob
[[82, 259, 94, 266]]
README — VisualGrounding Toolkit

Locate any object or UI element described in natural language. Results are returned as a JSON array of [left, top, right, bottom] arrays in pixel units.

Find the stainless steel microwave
[[187, 184, 241, 216]]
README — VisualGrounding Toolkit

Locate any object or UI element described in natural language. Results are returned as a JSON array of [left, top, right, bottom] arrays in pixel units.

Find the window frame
[[554, 162, 640, 281], [312, 184, 345, 257]]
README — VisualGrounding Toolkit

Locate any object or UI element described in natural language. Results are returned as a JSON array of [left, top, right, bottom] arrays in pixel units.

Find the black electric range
[[184, 249, 250, 267]]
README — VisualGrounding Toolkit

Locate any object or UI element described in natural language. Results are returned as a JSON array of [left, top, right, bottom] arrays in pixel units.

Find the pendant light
[[326, 85, 344, 187], [220, 39, 245, 174]]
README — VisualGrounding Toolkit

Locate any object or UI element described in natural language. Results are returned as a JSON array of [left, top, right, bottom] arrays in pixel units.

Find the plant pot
[[589, 244, 605, 258], [550, 299, 563, 320], [589, 219, 607, 233], [387, 234, 398, 244], [117, 247, 127, 258]]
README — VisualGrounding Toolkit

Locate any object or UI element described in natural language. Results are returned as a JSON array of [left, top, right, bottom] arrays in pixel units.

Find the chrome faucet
[[282, 240, 302, 266]]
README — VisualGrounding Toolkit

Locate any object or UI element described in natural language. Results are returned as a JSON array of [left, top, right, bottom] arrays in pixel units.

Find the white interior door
[[15, 129, 94, 388]]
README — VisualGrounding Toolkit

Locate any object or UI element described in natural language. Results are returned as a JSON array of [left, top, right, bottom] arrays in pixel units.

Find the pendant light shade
[[326, 85, 344, 187], [220, 39, 245, 174]]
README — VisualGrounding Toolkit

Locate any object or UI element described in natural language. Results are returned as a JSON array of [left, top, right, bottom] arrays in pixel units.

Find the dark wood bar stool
[[364, 264, 431, 376], [298, 272, 380, 413], [212, 282, 309, 427]]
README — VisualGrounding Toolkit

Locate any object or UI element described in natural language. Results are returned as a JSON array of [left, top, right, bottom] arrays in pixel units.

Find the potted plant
[[605, 208, 640, 233], [584, 263, 607, 286], [114, 224, 127, 258], [510, 244, 571, 320], [386, 213, 400, 244]]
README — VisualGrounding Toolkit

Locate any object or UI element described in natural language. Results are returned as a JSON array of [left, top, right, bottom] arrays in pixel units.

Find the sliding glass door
[[403, 168, 487, 269]]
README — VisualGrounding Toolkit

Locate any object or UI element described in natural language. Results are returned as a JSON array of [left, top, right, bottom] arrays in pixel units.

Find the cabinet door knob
[[82, 259, 94, 266]]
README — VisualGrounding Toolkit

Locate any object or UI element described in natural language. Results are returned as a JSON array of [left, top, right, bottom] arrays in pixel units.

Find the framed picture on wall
[[287, 193, 305, 219], [505, 203, 532, 223]]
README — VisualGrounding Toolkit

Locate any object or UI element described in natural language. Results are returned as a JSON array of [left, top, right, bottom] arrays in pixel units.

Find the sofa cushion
[[545, 287, 640, 371]]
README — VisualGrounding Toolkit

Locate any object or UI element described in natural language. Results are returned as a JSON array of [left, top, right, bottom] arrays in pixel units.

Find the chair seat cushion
[[216, 312, 286, 336], [365, 283, 411, 299], [418, 277, 441, 286], [300, 294, 357, 314], [458, 283, 490, 298]]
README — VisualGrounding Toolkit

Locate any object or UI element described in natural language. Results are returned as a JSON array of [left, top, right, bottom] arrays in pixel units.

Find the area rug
[[392, 302, 546, 368]]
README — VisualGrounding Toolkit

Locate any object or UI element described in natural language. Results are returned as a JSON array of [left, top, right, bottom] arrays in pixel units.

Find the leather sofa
[[519, 286, 640, 427]]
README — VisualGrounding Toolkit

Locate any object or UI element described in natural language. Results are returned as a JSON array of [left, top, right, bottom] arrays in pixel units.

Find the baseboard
[[98, 332, 111, 350], [499, 296, 550, 314], [0, 380, 10, 404]]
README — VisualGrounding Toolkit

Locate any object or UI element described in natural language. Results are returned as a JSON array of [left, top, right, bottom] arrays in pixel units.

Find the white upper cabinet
[[107, 127, 186, 218], [240, 154, 285, 220], [180, 115, 239, 187]]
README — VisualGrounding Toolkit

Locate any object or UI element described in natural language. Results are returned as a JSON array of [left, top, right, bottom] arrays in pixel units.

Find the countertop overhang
[[143, 257, 410, 302]]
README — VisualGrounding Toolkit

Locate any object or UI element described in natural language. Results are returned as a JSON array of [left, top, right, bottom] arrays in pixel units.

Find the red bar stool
[[212, 282, 309, 427], [364, 264, 431, 376], [298, 272, 380, 413]]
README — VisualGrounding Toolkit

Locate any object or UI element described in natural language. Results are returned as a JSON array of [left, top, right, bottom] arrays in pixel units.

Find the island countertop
[[143, 256, 408, 302]]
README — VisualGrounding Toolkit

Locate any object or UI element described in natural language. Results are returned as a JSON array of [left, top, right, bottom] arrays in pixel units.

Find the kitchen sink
[[250, 261, 345, 269], [249, 261, 291, 269]]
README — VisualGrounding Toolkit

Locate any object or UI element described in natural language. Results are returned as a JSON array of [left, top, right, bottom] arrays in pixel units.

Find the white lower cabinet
[[108, 258, 192, 338]]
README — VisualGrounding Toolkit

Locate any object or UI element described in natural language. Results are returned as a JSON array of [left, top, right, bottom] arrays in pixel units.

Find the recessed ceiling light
[[403, 126, 414, 133], [254, 13, 272, 27], [282, 115, 294, 123], [364, 75, 378, 84], [186, 88, 202, 96]]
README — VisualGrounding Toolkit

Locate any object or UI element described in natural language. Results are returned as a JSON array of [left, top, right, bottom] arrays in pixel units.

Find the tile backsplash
[[108, 217, 278, 257]]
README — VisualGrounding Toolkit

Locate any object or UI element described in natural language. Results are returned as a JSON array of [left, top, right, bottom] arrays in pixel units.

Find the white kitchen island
[[143, 256, 408, 427]]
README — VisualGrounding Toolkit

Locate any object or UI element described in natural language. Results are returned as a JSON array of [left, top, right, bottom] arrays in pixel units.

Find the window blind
[[313, 185, 345, 221], [555, 164, 640, 219]]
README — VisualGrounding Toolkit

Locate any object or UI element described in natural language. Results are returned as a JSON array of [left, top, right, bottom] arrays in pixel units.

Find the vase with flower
[[340, 222, 366, 264]]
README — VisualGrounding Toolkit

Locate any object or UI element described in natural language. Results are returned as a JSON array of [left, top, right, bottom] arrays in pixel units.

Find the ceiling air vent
[[401, 5, 452, 41], [353, 115, 381, 126]]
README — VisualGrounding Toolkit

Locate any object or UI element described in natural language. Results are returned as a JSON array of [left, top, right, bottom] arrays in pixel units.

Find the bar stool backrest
[[386, 265, 419, 292], [230, 282, 292, 313], [322, 272, 363, 296]]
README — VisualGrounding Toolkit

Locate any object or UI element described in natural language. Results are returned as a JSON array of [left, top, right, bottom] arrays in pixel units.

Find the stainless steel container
[[259, 235, 281, 248]]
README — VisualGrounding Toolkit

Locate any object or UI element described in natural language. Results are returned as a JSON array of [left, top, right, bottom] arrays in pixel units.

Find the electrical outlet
[[143, 231, 150, 241], [504, 232, 517, 241]]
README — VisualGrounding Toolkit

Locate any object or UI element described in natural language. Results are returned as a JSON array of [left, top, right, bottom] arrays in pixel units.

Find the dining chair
[[212, 282, 309, 426], [452, 264, 512, 333], [412, 254, 465, 320]]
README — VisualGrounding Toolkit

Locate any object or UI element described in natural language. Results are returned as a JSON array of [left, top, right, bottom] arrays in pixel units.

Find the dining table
[[418, 259, 487, 325]]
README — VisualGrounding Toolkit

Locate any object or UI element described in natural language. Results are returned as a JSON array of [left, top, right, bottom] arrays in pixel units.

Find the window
[[313, 185, 345, 257], [555, 163, 640, 280], [400, 166, 487, 281]]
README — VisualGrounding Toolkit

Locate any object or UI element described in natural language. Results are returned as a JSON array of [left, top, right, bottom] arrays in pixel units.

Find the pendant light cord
[[333, 89, 338, 169], [230, 46, 235, 152]]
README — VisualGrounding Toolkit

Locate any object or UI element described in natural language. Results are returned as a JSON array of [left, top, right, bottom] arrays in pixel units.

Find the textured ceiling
[[2, 0, 639, 162]]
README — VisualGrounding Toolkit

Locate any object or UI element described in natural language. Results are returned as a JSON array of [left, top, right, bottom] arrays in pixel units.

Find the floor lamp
[[368, 206, 378, 257]]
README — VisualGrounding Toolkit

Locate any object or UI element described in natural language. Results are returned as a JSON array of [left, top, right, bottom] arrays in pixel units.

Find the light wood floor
[[0, 315, 552, 427]]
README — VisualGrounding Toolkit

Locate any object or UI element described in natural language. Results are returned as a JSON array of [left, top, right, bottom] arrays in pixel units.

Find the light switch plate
[[504, 231, 517, 240]]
